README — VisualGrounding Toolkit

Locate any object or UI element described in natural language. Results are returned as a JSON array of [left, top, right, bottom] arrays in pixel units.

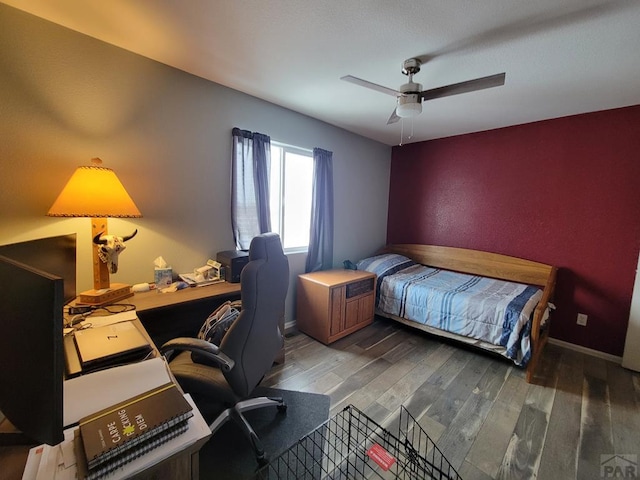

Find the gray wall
[[0, 5, 391, 325]]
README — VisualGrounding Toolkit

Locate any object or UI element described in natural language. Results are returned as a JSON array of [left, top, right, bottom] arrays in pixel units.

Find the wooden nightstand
[[296, 270, 376, 344]]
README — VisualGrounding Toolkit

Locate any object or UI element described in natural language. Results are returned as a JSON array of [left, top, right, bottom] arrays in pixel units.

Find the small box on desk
[[216, 250, 249, 283], [77, 283, 133, 305]]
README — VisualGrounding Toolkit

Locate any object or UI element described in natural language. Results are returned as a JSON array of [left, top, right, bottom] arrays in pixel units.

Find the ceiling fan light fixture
[[397, 94, 422, 118], [397, 102, 422, 118]]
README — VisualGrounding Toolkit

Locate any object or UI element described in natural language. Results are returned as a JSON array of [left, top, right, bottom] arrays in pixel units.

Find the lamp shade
[[47, 158, 142, 218]]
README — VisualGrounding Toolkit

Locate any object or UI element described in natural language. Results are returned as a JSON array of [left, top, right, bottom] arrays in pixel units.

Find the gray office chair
[[160, 232, 289, 464]]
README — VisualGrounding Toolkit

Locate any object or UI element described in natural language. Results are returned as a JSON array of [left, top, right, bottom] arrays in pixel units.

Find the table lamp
[[47, 157, 142, 305]]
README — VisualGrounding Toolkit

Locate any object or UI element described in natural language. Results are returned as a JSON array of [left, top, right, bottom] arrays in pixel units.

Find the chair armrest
[[160, 337, 235, 372]]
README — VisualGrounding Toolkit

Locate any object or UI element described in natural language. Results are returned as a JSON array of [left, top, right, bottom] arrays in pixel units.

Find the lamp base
[[77, 283, 133, 306]]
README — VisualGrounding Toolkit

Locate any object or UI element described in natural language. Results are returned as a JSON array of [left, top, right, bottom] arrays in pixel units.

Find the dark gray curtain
[[231, 128, 271, 250], [305, 148, 334, 273]]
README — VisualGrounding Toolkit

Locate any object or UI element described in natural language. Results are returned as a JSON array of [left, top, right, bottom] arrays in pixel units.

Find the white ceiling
[[3, 0, 640, 146]]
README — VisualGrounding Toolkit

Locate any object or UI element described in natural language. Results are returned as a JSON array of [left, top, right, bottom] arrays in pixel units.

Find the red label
[[367, 443, 396, 471]]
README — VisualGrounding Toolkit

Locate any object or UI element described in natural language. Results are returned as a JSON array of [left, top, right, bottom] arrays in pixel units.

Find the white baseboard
[[284, 320, 297, 335], [548, 338, 622, 364]]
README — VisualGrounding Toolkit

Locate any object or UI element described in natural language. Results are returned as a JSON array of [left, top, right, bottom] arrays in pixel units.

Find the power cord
[[63, 303, 136, 329]]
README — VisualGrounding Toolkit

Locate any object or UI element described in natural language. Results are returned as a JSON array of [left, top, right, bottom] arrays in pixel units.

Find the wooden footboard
[[381, 244, 557, 383]]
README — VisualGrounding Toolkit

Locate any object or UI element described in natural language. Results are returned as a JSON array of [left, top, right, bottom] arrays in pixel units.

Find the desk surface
[[128, 282, 241, 313], [1, 318, 209, 480]]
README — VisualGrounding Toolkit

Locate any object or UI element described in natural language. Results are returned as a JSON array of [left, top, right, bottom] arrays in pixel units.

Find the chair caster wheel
[[277, 403, 287, 413]]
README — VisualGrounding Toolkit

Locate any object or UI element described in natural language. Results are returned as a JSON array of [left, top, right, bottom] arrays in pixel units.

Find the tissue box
[[154, 267, 173, 289]]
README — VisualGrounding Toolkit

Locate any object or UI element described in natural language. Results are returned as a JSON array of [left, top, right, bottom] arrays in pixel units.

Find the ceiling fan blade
[[421, 73, 506, 101], [341, 75, 399, 97], [387, 108, 400, 125]]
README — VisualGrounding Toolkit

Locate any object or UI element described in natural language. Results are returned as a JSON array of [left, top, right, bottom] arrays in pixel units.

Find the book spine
[[84, 422, 189, 480]]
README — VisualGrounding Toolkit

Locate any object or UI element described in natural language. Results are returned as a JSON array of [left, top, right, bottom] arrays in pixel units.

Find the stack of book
[[74, 382, 194, 480]]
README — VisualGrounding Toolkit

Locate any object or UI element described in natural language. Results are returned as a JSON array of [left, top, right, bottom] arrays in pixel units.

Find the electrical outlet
[[577, 313, 588, 326]]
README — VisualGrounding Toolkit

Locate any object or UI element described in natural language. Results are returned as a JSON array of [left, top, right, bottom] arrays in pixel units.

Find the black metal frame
[[255, 405, 462, 479]]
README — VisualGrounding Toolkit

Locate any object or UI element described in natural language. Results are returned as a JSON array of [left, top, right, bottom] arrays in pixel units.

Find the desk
[[129, 282, 285, 364], [0, 320, 210, 480], [131, 282, 242, 313], [128, 282, 241, 349]]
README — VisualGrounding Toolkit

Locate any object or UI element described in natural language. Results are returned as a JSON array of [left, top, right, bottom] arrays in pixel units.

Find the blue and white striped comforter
[[357, 254, 542, 366]]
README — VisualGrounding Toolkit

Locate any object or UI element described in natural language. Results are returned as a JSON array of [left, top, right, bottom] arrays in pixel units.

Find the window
[[269, 143, 313, 252]]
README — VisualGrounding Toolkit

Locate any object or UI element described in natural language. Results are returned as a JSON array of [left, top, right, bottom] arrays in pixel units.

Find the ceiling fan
[[341, 58, 506, 124]]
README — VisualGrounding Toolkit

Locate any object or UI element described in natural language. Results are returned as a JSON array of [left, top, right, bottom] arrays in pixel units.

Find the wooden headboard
[[381, 244, 554, 287]]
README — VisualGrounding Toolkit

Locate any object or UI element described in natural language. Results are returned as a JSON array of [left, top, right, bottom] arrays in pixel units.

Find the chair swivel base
[[209, 396, 287, 464]]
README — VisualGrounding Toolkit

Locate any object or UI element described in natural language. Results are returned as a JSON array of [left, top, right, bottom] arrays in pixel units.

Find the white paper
[[52, 443, 75, 480], [60, 428, 77, 469], [30, 434, 78, 480], [34, 443, 55, 480], [63, 357, 172, 426], [21, 444, 44, 480], [81, 310, 138, 328]]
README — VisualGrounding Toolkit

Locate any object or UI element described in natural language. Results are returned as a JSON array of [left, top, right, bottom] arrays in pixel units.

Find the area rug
[[198, 387, 331, 480]]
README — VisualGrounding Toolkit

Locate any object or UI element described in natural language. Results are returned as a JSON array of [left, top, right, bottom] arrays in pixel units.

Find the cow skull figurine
[[92, 229, 138, 274]]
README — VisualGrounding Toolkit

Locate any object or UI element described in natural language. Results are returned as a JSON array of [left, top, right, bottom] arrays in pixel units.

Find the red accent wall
[[388, 105, 640, 356]]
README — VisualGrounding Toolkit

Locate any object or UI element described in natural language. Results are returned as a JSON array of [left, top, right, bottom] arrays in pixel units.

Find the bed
[[356, 244, 557, 383]]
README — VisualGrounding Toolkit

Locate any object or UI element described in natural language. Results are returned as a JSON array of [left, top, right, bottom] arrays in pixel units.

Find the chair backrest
[[219, 233, 289, 397]]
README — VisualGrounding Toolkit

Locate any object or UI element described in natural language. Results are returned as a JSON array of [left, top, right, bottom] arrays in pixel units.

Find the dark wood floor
[[262, 317, 640, 480]]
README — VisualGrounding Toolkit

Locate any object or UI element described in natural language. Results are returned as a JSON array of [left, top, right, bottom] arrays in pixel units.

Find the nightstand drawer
[[346, 278, 374, 298]]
